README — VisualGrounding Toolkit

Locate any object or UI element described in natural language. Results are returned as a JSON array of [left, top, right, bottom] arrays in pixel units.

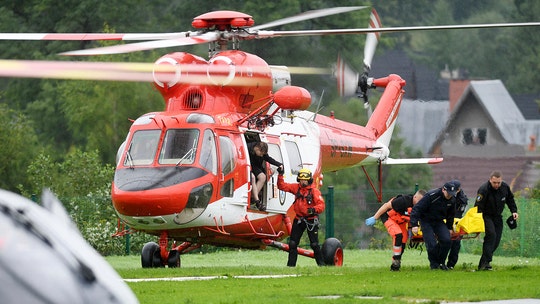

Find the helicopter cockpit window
[[199, 129, 217, 175], [284, 140, 302, 174], [125, 130, 161, 166], [159, 129, 199, 165]]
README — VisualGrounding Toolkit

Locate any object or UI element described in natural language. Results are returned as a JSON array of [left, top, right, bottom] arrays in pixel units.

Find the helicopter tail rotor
[[363, 9, 382, 72]]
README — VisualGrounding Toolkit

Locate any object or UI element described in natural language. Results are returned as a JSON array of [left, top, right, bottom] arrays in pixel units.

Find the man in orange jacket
[[277, 168, 325, 266], [365, 189, 426, 271]]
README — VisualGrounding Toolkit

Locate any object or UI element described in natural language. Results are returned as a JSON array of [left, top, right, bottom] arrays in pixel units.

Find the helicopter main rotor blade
[[255, 21, 540, 38], [0, 59, 305, 85], [250, 6, 367, 30], [60, 32, 218, 56], [276, 66, 332, 75], [0, 32, 192, 41], [0, 60, 163, 81]]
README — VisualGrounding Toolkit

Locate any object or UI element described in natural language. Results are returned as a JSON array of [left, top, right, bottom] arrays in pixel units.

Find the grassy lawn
[[106, 249, 540, 304]]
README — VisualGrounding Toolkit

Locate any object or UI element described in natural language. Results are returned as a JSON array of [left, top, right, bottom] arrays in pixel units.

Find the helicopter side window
[[199, 129, 217, 175], [125, 130, 161, 166], [219, 136, 236, 197], [267, 143, 283, 166], [284, 140, 302, 174], [219, 136, 236, 175], [159, 129, 199, 165]]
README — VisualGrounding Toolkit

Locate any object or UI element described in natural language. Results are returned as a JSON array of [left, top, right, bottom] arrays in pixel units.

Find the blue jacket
[[410, 188, 456, 230]]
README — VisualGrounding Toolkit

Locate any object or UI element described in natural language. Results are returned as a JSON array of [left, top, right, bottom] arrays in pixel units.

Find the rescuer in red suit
[[365, 189, 426, 271], [277, 168, 325, 266]]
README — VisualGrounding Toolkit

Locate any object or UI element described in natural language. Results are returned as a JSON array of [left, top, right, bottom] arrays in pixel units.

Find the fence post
[[519, 198, 525, 257], [325, 186, 334, 238], [125, 225, 131, 255]]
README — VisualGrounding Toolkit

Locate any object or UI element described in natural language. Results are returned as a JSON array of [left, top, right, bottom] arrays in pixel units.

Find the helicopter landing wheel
[[141, 242, 163, 268], [322, 238, 343, 266], [167, 249, 181, 268]]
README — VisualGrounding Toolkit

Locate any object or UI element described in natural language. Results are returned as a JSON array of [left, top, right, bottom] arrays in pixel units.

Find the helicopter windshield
[[159, 129, 200, 165], [125, 130, 160, 166]]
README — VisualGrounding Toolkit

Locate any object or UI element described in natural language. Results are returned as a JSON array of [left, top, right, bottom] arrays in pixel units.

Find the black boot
[[390, 258, 401, 271]]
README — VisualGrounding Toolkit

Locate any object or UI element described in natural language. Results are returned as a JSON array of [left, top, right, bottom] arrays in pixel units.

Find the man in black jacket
[[410, 181, 457, 270], [475, 171, 518, 271]]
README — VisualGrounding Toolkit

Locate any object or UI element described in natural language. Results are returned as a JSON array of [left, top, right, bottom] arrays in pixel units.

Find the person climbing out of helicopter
[[365, 189, 426, 271], [277, 167, 325, 266], [247, 141, 283, 211]]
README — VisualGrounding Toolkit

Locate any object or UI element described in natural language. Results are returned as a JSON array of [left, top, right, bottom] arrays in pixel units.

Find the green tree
[[408, 0, 540, 94], [19, 149, 113, 198], [56, 67, 163, 162], [0, 104, 39, 192]]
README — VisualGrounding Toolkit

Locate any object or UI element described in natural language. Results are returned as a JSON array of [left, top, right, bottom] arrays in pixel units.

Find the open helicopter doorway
[[244, 132, 287, 213]]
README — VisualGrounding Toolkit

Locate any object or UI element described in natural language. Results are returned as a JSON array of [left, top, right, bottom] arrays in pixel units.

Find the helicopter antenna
[[310, 90, 325, 121]]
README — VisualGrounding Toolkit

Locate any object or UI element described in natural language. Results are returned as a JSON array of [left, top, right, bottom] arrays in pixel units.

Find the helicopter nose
[[112, 185, 190, 217], [112, 179, 214, 226]]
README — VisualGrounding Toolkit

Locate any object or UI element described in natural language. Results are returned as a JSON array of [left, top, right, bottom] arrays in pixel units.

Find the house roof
[[430, 80, 540, 153], [371, 50, 448, 100], [396, 99, 449, 154], [513, 93, 540, 120], [465, 80, 524, 144]]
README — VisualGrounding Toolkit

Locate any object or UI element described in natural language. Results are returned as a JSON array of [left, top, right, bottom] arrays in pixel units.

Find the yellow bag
[[455, 206, 485, 234]]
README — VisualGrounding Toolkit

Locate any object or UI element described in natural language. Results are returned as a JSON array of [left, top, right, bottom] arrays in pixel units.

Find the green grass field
[[106, 249, 540, 304]]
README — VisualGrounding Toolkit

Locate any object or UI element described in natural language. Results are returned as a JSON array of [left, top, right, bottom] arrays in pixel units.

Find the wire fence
[[321, 188, 539, 258]]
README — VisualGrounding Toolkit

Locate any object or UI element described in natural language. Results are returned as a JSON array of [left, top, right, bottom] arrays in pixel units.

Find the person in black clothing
[[446, 180, 468, 270], [410, 181, 457, 270], [475, 171, 518, 271], [247, 141, 283, 211]]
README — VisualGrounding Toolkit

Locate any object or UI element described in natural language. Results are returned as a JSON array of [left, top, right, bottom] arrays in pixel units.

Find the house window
[[462, 129, 473, 145], [462, 128, 487, 145]]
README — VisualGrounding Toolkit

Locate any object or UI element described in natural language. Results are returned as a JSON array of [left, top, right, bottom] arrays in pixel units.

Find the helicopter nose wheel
[[141, 241, 182, 268], [141, 242, 163, 268]]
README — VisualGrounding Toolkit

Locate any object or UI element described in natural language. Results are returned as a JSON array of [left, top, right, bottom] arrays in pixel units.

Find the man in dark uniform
[[365, 189, 426, 271], [475, 171, 518, 270], [410, 181, 457, 270], [247, 141, 283, 211], [446, 180, 468, 269]]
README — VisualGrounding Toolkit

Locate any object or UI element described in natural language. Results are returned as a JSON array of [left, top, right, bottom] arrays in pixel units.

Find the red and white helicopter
[[1, 7, 538, 267]]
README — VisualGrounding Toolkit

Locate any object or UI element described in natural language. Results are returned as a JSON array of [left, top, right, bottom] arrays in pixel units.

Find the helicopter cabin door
[[215, 130, 247, 206], [263, 137, 286, 213]]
